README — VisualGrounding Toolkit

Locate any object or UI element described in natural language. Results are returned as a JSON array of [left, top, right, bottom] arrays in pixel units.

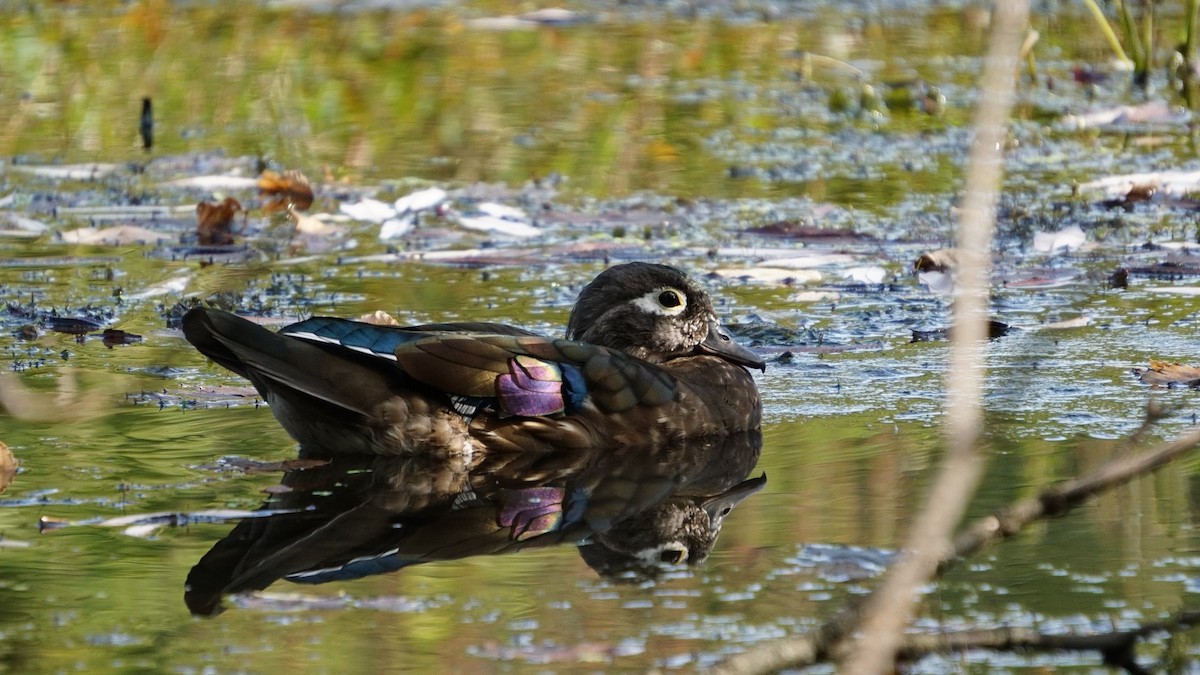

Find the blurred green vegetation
[[0, 1, 1103, 199]]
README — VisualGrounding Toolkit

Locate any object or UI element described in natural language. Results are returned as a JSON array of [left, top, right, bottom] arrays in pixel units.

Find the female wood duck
[[182, 262, 764, 456]]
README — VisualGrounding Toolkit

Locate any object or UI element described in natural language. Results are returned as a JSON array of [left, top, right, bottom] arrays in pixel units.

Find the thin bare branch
[[838, 3, 1030, 672], [706, 425, 1200, 674], [946, 425, 1200, 569]]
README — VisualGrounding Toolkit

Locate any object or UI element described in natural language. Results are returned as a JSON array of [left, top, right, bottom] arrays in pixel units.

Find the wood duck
[[182, 262, 764, 456]]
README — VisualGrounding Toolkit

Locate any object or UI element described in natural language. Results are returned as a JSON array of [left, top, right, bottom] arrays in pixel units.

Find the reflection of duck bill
[[700, 472, 768, 527], [580, 472, 768, 582]]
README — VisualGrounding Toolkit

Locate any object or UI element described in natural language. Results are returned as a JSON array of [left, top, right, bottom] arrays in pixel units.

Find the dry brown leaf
[[196, 196, 243, 245], [1137, 359, 1200, 386], [0, 441, 15, 494], [259, 169, 314, 212], [914, 248, 958, 273]]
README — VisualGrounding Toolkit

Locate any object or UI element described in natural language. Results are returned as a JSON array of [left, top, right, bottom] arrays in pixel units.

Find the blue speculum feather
[[283, 318, 421, 357]]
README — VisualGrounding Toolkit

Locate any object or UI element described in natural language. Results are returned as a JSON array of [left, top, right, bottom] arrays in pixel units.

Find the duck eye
[[659, 549, 686, 564], [658, 291, 682, 308]]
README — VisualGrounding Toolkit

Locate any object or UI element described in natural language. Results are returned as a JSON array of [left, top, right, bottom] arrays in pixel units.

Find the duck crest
[[182, 262, 764, 456]]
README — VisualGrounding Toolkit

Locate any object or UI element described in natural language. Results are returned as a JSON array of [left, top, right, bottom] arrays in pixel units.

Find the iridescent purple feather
[[498, 487, 565, 540], [496, 355, 566, 416]]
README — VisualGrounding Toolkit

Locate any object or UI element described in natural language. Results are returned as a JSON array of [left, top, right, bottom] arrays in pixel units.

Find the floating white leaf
[[339, 198, 396, 223], [1032, 225, 1085, 253], [394, 187, 447, 214]]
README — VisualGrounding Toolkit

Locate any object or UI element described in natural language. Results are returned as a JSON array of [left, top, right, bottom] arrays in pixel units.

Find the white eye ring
[[631, 287, 688, 316]]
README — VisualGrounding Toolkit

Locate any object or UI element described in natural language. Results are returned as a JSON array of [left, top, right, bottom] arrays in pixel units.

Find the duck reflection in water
[[185, 432, 765, 616], [182, 262, 765, 614]]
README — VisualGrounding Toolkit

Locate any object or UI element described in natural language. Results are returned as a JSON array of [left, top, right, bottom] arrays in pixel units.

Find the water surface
[[3, 2, 1200, 672]]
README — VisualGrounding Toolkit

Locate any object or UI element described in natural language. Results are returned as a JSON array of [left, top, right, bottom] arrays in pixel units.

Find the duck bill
[[701, 473, 768, 525], [698, 319, 766, 371]]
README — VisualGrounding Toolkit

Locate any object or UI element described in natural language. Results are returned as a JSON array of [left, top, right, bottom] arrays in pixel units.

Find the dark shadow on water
[[185, 431, 765, 616]]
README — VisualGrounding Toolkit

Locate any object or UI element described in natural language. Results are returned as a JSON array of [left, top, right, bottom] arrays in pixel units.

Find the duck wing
[[183, 308, 419, 418], [283, 316, 678, 416]]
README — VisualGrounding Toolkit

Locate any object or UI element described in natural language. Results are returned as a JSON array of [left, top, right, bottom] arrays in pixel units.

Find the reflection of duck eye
[[658, 291, 682, 308], [659, 549, 685, 564]]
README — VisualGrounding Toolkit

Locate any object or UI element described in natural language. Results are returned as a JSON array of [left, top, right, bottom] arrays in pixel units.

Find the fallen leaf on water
[[1001, 269, 1080, 289], [394, 186, 447, 214], [290, 206, 345, 236], [1029, 316, 1091, 330], [1078, 169, 1200, 198], [0, 212, 49, 237], [1061, 101, 1184, 129], [10, 163, 121, 180], [1032, 224, 1086, 253], [359, 310, 399, 326], [1145, 286, 1200, 295], [58, 225, 172, 246], [339, 197, 395, 223], [477, 201, 527, 221], [1135, 359, 1200, 387], [196, 196, 243, 245], [842, 266, 887, 284], [0, 441, 16, 494], [914, 248, 958, 273], [259, 169, 314, 212], [379, 214, 415, 240], [162, 175, 259, 190], [1099, 183, 1157, 209], [917, 269, 956, 295], [453, 213, 542, 238]]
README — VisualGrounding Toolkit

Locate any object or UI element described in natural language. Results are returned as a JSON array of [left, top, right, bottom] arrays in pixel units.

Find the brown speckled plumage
[[182, 262, 763, 456]]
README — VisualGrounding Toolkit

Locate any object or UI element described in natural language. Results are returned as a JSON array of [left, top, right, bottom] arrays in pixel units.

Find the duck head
[[566, 262, 765, 371]]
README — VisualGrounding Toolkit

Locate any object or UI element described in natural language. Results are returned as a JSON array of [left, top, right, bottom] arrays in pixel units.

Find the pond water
[[4, 1, 1200, 672]]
